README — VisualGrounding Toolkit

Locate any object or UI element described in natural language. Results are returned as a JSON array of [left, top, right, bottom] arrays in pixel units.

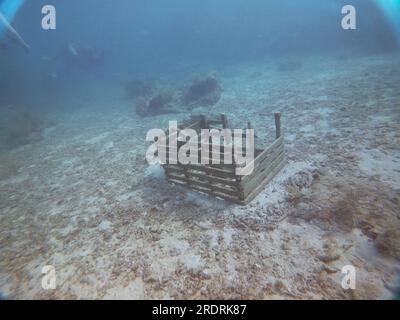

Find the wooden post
[[247, 120, 257, 139], [221, 114, 229, 129], [274, 112, 281, 139], [200, 115, 208, 129]]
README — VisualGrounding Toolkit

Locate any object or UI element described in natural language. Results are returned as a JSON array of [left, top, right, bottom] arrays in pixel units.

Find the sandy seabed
[[1, 52, 400, 299]]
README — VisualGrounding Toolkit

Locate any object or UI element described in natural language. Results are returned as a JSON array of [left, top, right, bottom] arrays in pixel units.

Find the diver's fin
[[0, 11, 30, 52]]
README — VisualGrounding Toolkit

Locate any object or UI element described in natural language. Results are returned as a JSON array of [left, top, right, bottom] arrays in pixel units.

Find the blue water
[[0, 0, 398, 110], [0, 0, 24, 22], [375, 0, 400, 44]]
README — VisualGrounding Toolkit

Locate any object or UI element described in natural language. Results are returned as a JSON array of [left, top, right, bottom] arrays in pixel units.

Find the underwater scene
[[0, 0, 400, 300]]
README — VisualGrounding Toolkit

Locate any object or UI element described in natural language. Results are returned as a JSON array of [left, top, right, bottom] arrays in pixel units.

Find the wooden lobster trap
[[160, 113, 286, 205]]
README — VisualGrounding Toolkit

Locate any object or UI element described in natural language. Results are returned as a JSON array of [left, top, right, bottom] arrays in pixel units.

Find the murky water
[[0, 0, 399, 300]]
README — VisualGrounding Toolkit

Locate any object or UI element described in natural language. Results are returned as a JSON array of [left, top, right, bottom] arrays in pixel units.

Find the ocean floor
[[1, 51, 400, 299]]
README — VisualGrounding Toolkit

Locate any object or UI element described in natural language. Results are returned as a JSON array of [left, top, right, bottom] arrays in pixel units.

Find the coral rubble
[[182, 75, 221, 108]]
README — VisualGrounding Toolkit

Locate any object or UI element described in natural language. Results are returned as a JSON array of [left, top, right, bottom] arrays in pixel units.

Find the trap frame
[[161, 113, 286, 205]]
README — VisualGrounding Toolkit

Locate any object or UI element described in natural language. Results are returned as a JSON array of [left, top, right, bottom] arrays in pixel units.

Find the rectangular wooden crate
[[161, 113, 286, 205]]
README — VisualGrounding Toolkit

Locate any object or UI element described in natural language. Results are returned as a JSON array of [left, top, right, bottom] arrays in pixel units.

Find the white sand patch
[[300, 124, 315, 134], [205, 230, 220, 250], [300, 119, 331, 137], [78, 247, 93, 258], [104, 180, 118, 188], [312, 152, 328, 163], [147, 257, 180, 284], [285, 133, 297, 142], [224, 256, 239, 284], [222, 227, 235, 246], [179, 254, 204, 274], [315, 106, 334, 115], [81, 195, 107, 207], [256, 220, 326, 291], [103, 141, 114, 150], [240, 160, 316, 209], [159, 237, 190, 255], [145, 164, 165, 179], [5, 174, 29, 184], [84, 133, 110, 145], [58, 223, 76, 237], [115, 191, 137, 203], [103, 278, 145, 300], [85, 206, 100, 215], [98, 220, 113, 231], [48, 205, 67, 216], [184, 191, 226, 210], [61, 157, 80, 166]]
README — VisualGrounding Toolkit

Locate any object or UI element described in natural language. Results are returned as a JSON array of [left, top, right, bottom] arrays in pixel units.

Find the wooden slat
[[185, 164, 237, 179], [255, 149, 264, 157], [165, 148, 236, 167], [243, 151, 286, 197], [163, 164, 236, 175], [167, 171, 237, 193], [209, 125, 223, 130], [254, 136, 283, 167], [208, 163, 235, 170], [208, 119, 224, 125], [253, 142, 284, 173], [165, 164, 229, 176], [221, 114, 229, 129], [242, 158, 287, 204], [164, 140, 254, 160], [163, 155, 236, 170], [243, 149, 285, 195], [167, 173, 239, 197], [164, 164, 184, 172], [240, 141, 284, 184], [164, 165, 236, 180], [175, 162, 234, 174], [274, 112, 281, 139], [185, 171, 238, 187], [164, 145, 257, 165], [187, 120, 201, 129], [168, 178, 243, 204], [164, 166, 238, 187], [239, 136, 283, 175]]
